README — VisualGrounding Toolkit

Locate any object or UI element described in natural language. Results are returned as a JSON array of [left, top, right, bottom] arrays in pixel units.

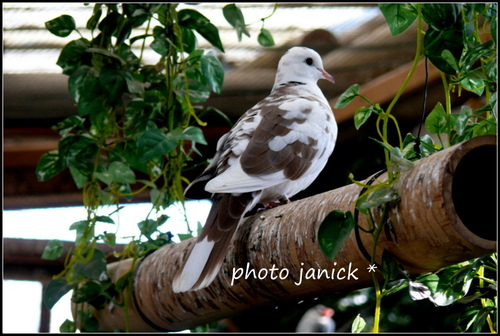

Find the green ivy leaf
[[138, 219, 157, 239], [178, 233, 194, 241], [42, 239, 65, 260], [69, 220, 94, 247], [115, 271, 133, 292], [150, 26, 172, 56], [418, 134, 439, 157], [56, 38, 91, 75], [388, 147, 415, 172], [52, 116, 86, 137], [138, 128, 177, 161], [181, 26, 197, 53], [177, 9, 224, 52], [69, 166, 88, 188], [113, 139, 149, 173], [461, 40, 495, 73], [108, 161, 136, 184], [471, 306, 496, 332], [454, 106, 472, 136], [424, 26, 464, 75], [334, 84, 360, 108], [441, 49, 459, 72], [353, 106, 372, 130], [421, 3, 462, 31], [68, 66, 107, 116], [98, 10, 122, 37], [223, 4, 250, 41], [317, 210, 356, 260], [71, 281, 115, 312], [96, 216, 115, 224], [381, 249, 400, 281], [116, 44, 141, 72], [102, 232, 116, 247], [177, 8, 210, 28], [460, 76, 485, 96], [68, 65, 94, 103], [170, 126, 207, 145], [357, 186, 400, 212], [351, 314, 366, 333], [100, 66, 127, 104], [86, 47, 125, 65], [86, 4, 102, 31], [472, 119, 497, 137], [94, 170, 113, 185], [198, 22, 225, 53], [59, 319, 77, 333], [425, 102, 448, 134], [175, 78, 211, 104], [428, 264, 474, 306], [45, 14, 76, 37], [58, 135, 98, 171], [379, 4, 417, 36], [72, 249, 109, 281], [415, 273, 440, 294], [36, 150, 64, 182], [384, 278, 409, 296], [257, 28, 275, 47], [43, 277, 75, 309], [71, 281, 103, 304], [201, 51, 224, 94]]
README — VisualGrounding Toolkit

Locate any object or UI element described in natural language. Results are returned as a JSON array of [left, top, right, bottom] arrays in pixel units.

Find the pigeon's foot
[[258, 198, 291, 211]]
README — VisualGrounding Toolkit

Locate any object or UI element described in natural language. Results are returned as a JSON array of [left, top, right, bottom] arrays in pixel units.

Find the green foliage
[[41, 239, 65, 260], [38, 3, 277, 332], [318, 210, 356, 260], [223, 4, 250, 41], [332, 3, 497, 332], [351, 314, 367, 333]]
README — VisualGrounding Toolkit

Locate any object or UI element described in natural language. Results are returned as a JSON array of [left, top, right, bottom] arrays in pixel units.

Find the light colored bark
[[86, 135, 496, 331]]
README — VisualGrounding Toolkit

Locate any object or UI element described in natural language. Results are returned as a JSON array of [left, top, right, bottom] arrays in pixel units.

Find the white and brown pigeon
[[172, 46, 337, 293]]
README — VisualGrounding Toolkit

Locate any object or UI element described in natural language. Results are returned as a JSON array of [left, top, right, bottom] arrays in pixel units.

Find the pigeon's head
[[274, 46, 334, 87]]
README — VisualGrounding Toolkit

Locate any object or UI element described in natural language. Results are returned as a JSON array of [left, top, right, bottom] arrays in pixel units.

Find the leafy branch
[[39, 3, 276, 332], [321, 3, 497, 333]]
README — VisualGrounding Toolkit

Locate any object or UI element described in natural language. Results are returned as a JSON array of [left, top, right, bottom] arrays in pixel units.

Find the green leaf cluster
[[223, 3, 276, 47], [333, 3, 497, 332], [37, 3, 278, 332], [391, 255, 497, 332]]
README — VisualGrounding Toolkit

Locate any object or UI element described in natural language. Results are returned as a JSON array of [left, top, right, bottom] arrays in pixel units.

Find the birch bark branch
[[86, 135, 496, 331]]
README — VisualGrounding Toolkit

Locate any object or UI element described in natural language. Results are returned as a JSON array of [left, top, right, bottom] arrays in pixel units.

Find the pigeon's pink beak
[[318, 68, 335, 84]]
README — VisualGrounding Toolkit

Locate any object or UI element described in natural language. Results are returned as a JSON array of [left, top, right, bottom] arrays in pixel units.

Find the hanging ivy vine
[[38, 3, 276, 332], [319, 3, 497, 333]]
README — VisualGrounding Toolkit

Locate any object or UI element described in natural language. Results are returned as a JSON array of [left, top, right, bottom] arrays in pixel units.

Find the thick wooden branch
[[86, 135, 496, 331]]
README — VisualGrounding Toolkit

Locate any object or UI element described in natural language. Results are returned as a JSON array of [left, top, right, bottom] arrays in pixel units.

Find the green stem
[[138, 17, 152, 65], [381, 4, 424, 179], [370, 206, 386, 333], [440, 72, 453, 147], [478, 266, 496, 333]]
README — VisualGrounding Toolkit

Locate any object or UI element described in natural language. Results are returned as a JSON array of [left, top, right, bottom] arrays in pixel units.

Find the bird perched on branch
[[172, 46, 337, 293]]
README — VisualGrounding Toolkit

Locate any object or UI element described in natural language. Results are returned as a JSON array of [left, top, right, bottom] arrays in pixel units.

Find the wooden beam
[[84, 135, 496, 331]]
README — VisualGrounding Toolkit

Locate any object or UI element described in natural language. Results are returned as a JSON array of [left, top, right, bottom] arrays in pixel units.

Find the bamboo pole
[[87, 135, 496, 331]]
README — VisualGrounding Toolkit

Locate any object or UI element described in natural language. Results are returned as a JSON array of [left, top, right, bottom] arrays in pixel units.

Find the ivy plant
[[38, 3, 276, 332], [321, 3, 497, 333]]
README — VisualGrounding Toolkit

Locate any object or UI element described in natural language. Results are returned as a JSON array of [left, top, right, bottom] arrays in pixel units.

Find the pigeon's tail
[[172, 192, 254, 293]]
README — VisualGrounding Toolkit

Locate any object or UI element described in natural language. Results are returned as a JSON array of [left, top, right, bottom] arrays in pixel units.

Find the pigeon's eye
[[305, 57, 313, 66]]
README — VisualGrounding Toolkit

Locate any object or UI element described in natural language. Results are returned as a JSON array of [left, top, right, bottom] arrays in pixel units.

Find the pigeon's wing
[[205, 89, 332, 194]]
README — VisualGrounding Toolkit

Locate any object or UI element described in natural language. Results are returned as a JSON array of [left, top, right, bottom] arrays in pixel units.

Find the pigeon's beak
[[318, 68, 335, 84]]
